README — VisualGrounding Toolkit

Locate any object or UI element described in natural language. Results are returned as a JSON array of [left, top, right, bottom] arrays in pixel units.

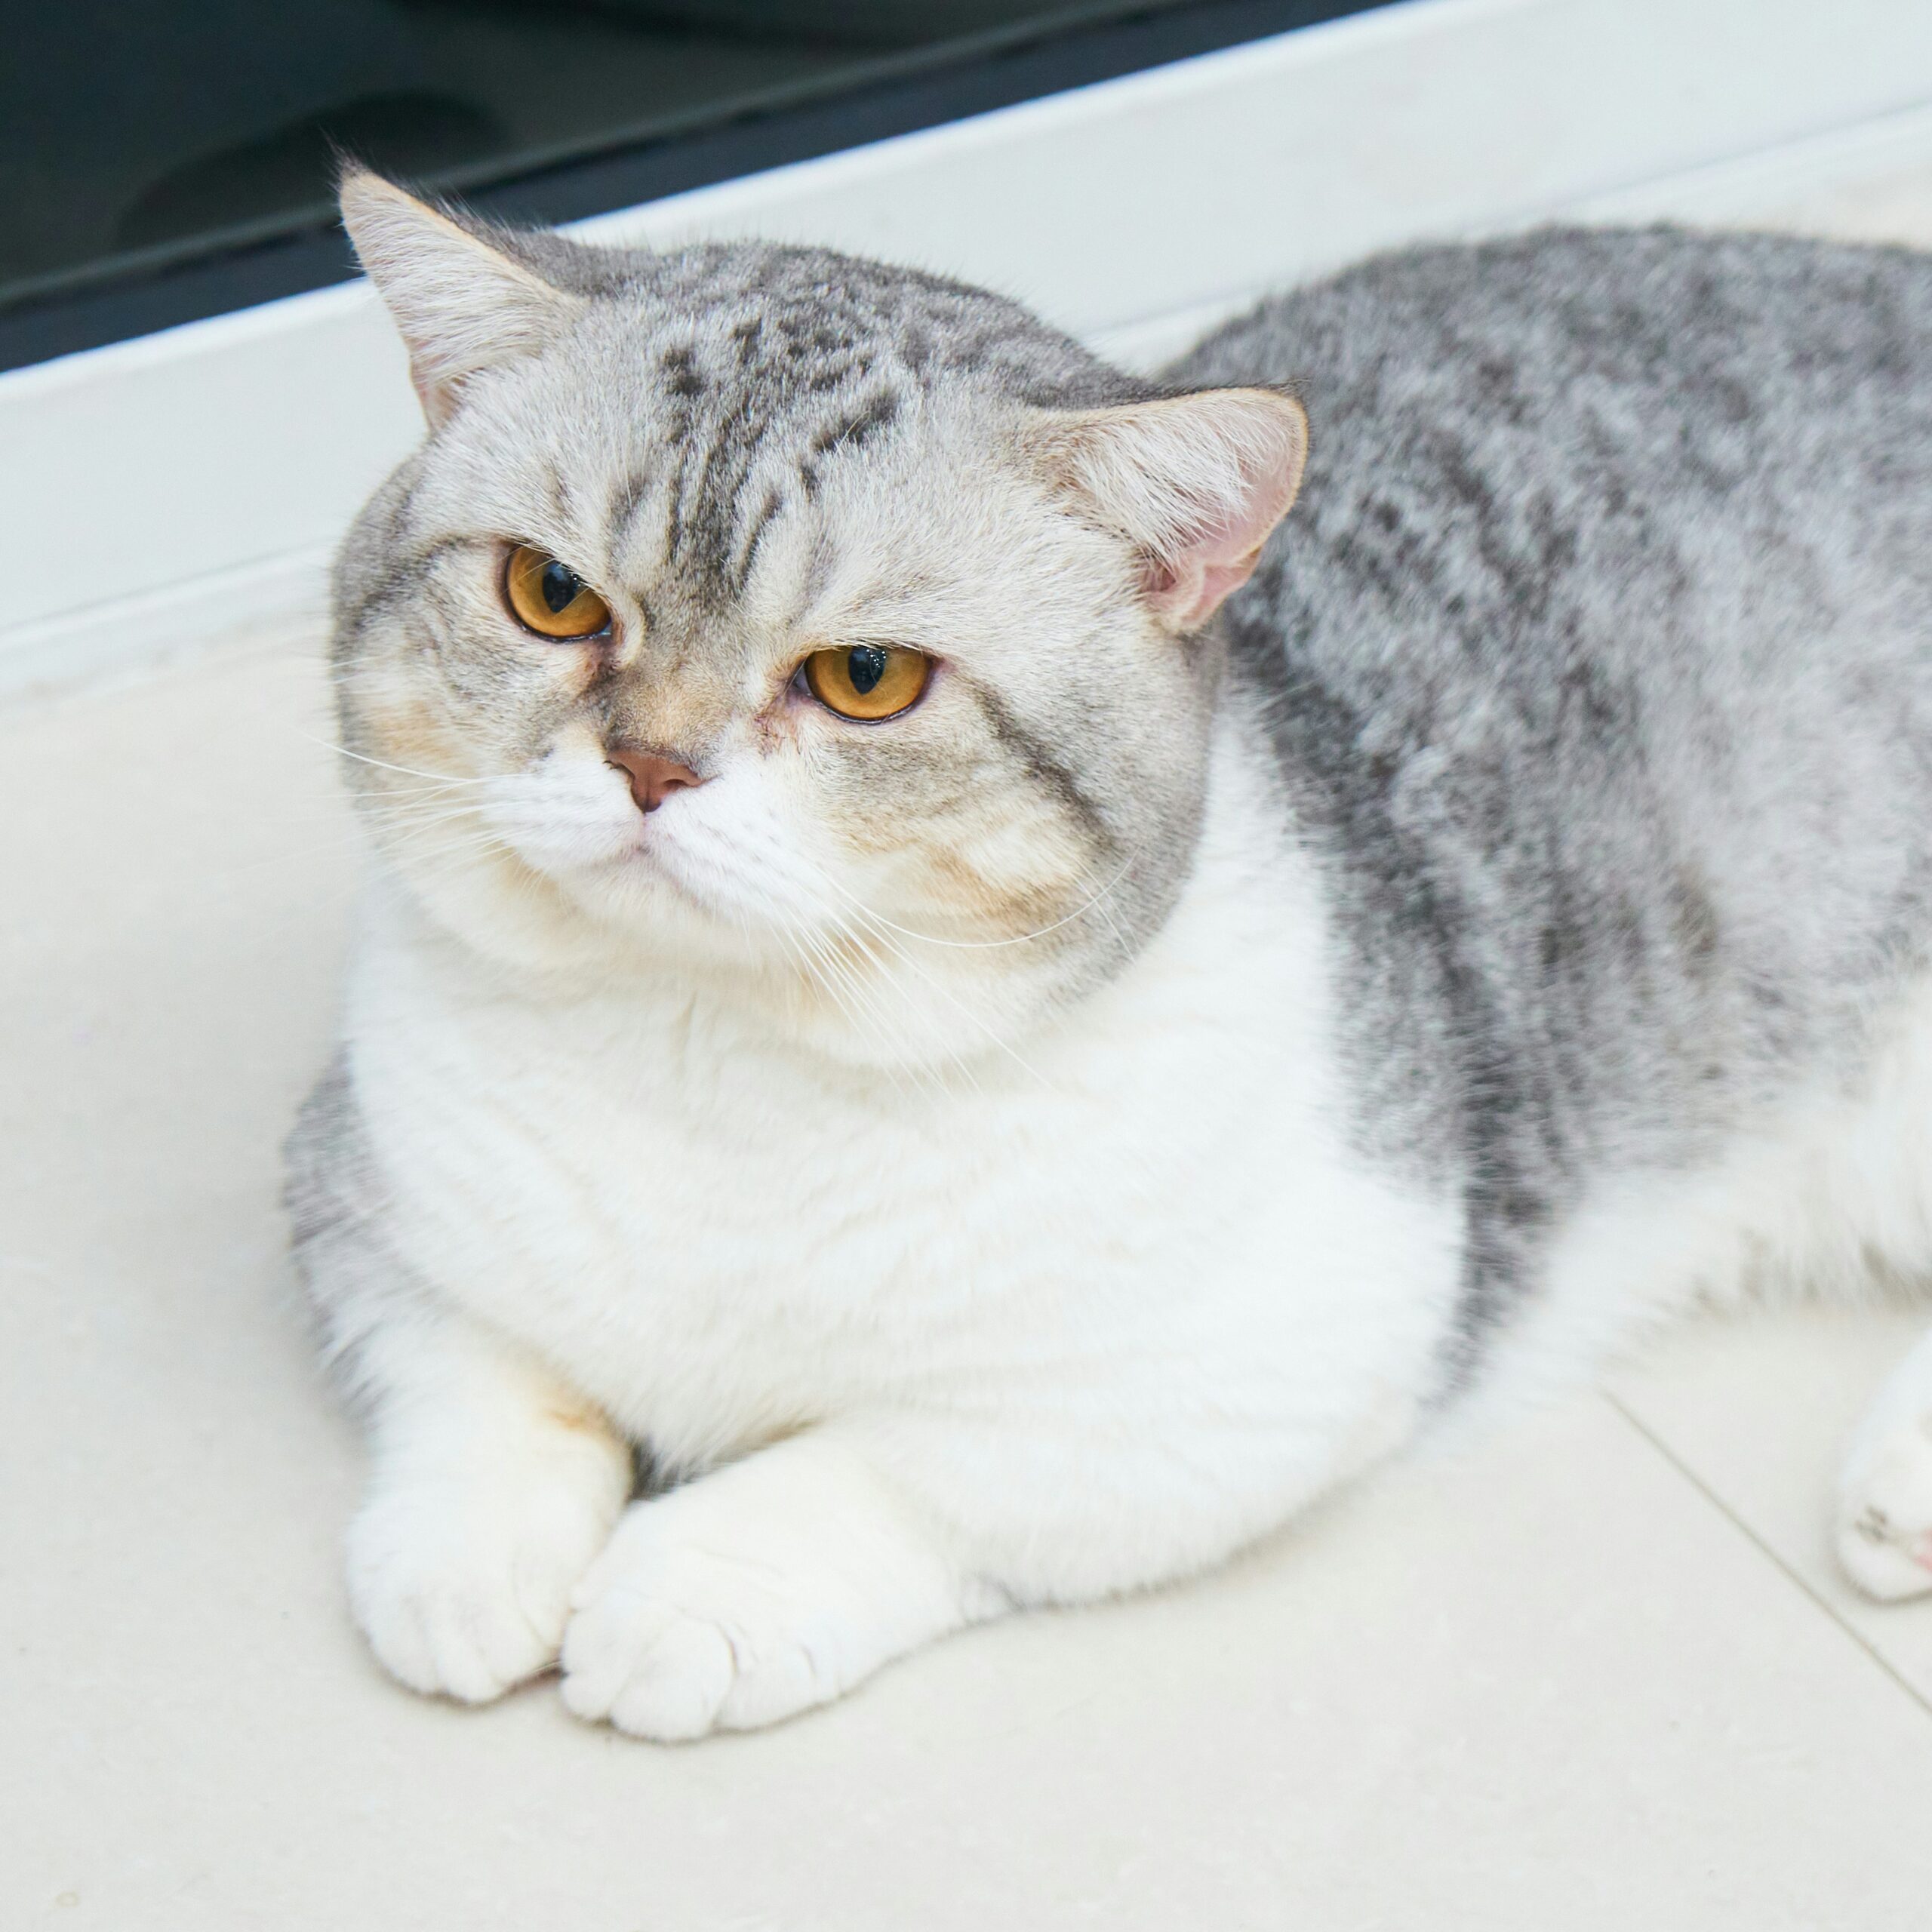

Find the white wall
[[7, 0, 1932, 691]]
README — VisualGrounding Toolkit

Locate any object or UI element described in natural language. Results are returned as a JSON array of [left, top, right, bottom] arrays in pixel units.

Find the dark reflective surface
[[0, 0, 1389, 369], [1, 2, 1210, 311]]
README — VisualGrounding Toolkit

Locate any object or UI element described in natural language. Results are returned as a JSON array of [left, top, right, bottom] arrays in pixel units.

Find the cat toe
[[559, 1592, 740, 1740], [347, 1463, 624, 1703], [559, 1505, 854, 1741], [1836, 1414, 1932, 1603]]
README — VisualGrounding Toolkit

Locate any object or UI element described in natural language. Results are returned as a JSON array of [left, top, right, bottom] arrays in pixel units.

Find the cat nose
[[605, 748, 703, 814]]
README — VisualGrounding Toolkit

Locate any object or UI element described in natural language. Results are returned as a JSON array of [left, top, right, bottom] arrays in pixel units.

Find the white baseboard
[[7, 0, 1932, 697], [0, 547, 331, 705]]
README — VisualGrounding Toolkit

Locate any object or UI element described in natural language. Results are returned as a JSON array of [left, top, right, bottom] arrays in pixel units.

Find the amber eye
[[802, 644, 930, 721], [503, 544, 613, 640]]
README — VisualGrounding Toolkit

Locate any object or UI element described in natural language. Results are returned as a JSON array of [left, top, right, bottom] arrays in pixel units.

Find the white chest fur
[[345, 784, 1459, 1521]]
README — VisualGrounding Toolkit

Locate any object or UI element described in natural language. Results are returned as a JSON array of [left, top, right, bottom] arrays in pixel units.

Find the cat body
[[291, 178, 1932, 1739]]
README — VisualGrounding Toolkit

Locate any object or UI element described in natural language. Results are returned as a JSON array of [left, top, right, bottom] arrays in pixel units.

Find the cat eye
[[503, 544, 614, 640], [802, 644, 930, 721]]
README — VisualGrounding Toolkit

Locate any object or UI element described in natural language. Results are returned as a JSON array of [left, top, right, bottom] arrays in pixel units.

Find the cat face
[[332, 173, 1305, 1066]]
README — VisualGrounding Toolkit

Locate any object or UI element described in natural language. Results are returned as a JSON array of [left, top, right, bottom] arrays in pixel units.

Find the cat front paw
[[558, 1449, 972, 1740], [348, 1431, 632, 1705], [558, 1506, 860, 1740], [1837, 1410, 1932, 1602]]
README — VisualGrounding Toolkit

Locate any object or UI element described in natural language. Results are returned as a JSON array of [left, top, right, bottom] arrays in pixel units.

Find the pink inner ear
[[1141, 534, 1271, 630], [1049, 386, 1307, 632], [1142, 481, 1291, 630]]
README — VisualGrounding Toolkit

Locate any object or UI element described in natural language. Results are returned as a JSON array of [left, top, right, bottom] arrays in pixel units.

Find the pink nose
[[605, 748, 703, 814]]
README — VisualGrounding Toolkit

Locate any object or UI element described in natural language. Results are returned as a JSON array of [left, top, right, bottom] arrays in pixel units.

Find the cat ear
[[1035, 388, 1308, 631], [339, 169, 580, 426]]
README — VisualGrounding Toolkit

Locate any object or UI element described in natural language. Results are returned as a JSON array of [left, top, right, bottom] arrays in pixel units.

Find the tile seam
[[1601, 1389, 1932, 1728]]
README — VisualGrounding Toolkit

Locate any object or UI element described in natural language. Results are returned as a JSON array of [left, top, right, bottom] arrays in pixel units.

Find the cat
[[288, 167, 1932, 1741]]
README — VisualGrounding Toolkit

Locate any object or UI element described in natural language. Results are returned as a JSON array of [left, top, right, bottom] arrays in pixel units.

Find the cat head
[[332, 170, 1306, 1066]]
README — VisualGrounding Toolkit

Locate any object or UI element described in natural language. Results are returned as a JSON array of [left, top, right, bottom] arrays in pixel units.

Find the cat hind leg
[[1836, 1326, 1932, 1601]]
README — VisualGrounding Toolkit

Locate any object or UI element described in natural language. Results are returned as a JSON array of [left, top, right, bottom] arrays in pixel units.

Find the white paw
[[1837, 1409, 1932, 1603], [558, 1505, 858, 1740], [559, 1457, 968, 1742], [349, 1429, 632, 1704]]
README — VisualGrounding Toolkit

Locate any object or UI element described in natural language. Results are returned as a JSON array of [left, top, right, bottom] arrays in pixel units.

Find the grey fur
[[1174, 226, 1932, 1373], [284, 1047, 414, 1408]]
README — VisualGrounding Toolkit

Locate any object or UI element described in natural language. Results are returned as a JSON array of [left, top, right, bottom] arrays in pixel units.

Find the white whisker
[[302, 734, 496, 789]]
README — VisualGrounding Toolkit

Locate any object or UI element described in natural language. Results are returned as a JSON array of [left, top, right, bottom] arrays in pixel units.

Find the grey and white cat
[[289, 168, 1932, 1740]]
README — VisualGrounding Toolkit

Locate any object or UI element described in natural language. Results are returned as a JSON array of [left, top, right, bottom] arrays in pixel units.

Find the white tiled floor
[[12, 164, 1932, 1930]]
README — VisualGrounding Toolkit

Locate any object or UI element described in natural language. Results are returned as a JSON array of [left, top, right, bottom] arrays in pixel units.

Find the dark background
[[0, 0, 1386, 371]]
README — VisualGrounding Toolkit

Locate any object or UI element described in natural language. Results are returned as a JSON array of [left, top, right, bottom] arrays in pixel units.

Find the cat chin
[[395, 861, 1062, 1076]]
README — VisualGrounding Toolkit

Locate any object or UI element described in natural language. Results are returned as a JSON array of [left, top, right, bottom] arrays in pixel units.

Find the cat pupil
[[848, 646, 888, 695], [540, 561, 579, 614]]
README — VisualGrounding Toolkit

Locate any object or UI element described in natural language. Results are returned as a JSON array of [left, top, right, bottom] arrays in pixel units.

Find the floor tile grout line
[[1600, 1389, 1932, 1726]]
